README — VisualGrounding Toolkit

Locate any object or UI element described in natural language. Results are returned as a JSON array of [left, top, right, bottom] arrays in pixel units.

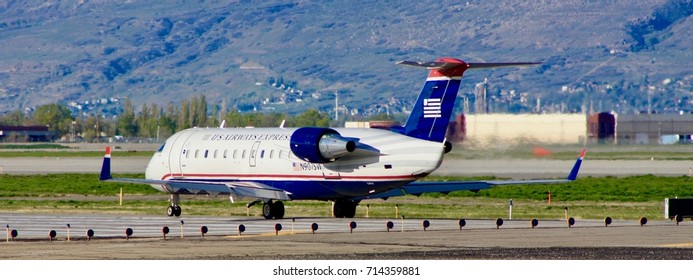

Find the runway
[[2, 155, 693, 260], [2, 213, 693, 259], [3, 156, 693, 178]]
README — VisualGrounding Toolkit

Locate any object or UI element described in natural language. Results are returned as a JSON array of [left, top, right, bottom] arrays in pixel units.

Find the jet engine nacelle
[[290, 127, 356, 163]]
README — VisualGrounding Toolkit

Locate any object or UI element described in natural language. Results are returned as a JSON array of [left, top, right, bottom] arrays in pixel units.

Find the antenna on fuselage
[[279, 119, 286, 128], [219, 120, 226, 128]]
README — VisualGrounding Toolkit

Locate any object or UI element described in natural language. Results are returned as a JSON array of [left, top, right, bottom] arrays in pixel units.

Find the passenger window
[[242, 150, 247, 159], [279, 150, 285, 159], [194, 149, 199, 158], [223, 149, 228, 159], [260, 150, 265, 158], [213, 150, 218, 158], [269, 150, 275, 159], [233, 150, 238, 159], [204, 150, 209, 158]]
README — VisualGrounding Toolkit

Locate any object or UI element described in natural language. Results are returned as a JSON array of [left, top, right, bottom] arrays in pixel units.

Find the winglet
[[567, 149, 586, 181], [99, 147, 112, 181]]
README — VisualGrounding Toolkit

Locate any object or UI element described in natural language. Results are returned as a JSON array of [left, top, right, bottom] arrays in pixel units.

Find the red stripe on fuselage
[[160, 173, 419, 181]]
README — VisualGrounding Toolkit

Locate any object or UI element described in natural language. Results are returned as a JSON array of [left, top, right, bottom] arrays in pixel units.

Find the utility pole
[[334, 92, 339, 121]]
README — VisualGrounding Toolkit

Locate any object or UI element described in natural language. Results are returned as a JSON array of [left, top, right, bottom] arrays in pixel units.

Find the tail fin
[[567, 149, 586, 181], [99, 147, 112, 181], [395, 58, 539, 142]]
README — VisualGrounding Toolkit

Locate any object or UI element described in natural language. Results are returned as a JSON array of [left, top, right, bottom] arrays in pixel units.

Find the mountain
[[0, 0, 691, 117]]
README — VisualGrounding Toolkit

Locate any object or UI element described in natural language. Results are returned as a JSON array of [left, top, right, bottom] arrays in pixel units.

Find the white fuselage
[[145, 127, 446, 200]]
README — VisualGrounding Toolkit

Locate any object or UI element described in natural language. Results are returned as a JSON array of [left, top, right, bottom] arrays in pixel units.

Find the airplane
[[100, 57, 586, 219]]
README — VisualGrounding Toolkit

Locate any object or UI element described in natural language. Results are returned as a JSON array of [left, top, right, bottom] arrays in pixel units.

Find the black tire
[[332, 200, 344, 218], [262, 202, 274, 219], [333, 200, 357, 218], [344, 201, 357, 219], [272, 200, 285, 219], [174, 206, 182, 217], [332, 201, 345, 218], [167, 206, 175, 217]]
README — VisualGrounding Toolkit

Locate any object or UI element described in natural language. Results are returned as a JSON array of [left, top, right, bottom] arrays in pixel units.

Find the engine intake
[[290, 127, 356, 163]]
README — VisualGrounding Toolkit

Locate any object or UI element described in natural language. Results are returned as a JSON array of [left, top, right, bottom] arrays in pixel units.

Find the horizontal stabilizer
[[467, 62, 541, 69], [397, 60, 540, 70]]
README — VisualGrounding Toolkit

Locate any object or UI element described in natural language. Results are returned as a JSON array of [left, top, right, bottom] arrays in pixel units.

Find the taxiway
[[2, 213, 693, 259]]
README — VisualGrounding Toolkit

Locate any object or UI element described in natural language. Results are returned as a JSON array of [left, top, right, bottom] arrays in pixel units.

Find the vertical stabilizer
[[397, 58, 468, 142], [395, 58, 539, 142]]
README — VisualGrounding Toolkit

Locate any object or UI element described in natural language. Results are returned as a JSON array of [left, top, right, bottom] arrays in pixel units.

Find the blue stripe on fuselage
[[167, 179, 412, 200]]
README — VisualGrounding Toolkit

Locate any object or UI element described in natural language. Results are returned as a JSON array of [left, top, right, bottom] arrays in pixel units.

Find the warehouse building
[[461, 114, 587, 145], [0, 126, 54, 142], [615, 114, 693, 145]]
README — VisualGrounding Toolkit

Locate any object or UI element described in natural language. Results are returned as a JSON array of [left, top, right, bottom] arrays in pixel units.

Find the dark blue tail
[[395, 58, 468, 142], [394, 58, 540, 142]]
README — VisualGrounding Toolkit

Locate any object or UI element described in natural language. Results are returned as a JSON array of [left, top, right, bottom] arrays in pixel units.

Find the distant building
[[588, 112, 616, 144], [462, 114, 586, 145], [616, 114, 693, 145], [347, 113, 693, 146], [474, 79, 488, 114], [447, 114, 466, 142], [0, 126, 54, 142]]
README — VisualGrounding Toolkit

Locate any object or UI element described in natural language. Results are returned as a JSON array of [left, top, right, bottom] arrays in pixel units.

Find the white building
[[464, 114, 587, 145]]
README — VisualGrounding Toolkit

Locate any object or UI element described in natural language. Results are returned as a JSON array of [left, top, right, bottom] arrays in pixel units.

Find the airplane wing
[[359, 149, 586, 200], [99, 147, 291, 201]]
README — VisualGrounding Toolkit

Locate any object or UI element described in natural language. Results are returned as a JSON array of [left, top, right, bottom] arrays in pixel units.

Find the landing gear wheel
[[262, 200, 286, 219], [333, 200, 358, 218], [167, 193, 182, 217], [272, 200, 285, 219], [262, 202, 274, 219], [167, 205, 182, 217], [343, 201, 356, 218]]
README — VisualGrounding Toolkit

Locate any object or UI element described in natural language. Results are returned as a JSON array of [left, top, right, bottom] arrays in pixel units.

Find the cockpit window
[[157, 143, 166, 152]]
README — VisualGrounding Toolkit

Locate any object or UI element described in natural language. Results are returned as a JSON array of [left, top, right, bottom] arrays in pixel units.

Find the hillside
[[0, 0, 691, 117]]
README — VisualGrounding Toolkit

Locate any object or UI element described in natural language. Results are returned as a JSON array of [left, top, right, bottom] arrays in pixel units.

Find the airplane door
[[168, 131, 196, 176], [249, 141, 261, 167]]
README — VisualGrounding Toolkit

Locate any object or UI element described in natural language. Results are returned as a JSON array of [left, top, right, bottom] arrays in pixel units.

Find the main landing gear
[[332, 199, 358, 218], [166, 194, 182, 217], [261, 200, 285, 219]]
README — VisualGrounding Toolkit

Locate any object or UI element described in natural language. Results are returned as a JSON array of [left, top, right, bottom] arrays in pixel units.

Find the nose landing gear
[[166, 194, 182, 217]]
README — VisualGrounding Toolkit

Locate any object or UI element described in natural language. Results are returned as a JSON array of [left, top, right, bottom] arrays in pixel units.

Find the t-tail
[[394, 58, 539, 142]]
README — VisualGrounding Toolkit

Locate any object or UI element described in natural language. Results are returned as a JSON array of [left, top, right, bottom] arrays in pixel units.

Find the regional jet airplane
[[100, 57, 585, 219]]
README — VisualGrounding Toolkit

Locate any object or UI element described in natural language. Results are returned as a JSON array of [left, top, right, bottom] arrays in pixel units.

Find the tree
[[179, 100, 190, 129], [31, 104, 74, 138], [0, 109, 27, 126], [194, 95, 208, 127], [116, 99, 138, 136], [288, 109, 330, 127]]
